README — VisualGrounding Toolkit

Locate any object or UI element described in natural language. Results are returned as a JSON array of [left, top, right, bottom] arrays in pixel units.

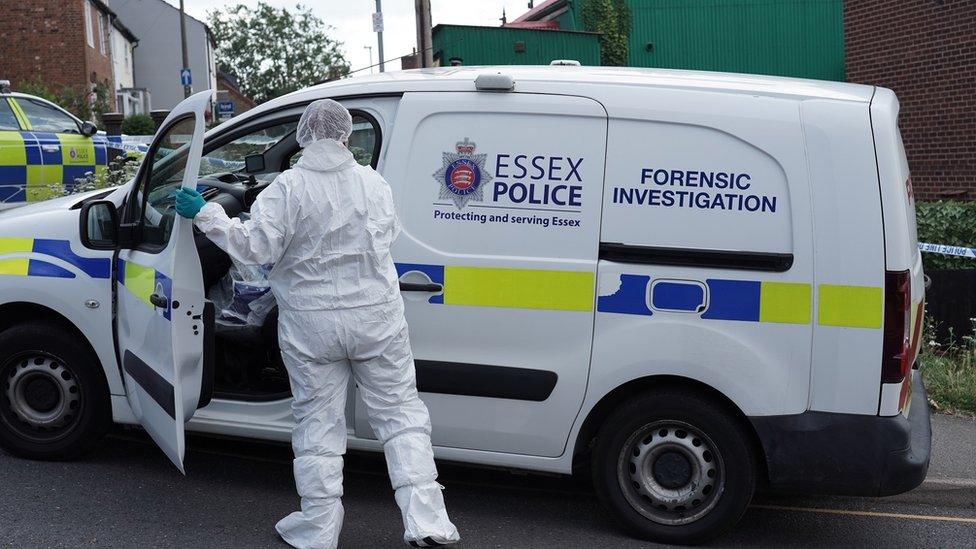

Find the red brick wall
[[845, 0, 976, 200], [0, 0, 116, 112]]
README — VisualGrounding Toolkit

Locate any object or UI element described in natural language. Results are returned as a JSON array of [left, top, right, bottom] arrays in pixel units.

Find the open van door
[[114, 90, 212, 472]]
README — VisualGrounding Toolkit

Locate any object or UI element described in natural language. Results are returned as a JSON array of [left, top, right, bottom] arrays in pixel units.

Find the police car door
[[114, 91, 210, 472], [372, 91, 606, 457]]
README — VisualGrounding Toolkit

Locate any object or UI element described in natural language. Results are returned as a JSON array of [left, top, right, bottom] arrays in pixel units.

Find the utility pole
[[179, 0, 191, 98], [364, 45, 374, 74], [414, 0, 433, 68], [375, 0, 385, 73]]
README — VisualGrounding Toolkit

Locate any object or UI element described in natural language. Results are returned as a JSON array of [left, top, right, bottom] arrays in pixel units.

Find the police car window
[[138, 116, 195, 250], [288, 114, 377, 168], [200, 121, 298, 176], [17, 99, 79, 133], [0, 101, 19, 130]]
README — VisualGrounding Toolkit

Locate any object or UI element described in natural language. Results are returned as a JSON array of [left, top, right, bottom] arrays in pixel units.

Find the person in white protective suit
[[173, 99, 460, 549]]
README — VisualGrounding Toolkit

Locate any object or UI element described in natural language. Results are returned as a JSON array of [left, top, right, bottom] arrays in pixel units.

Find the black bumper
[[750, 374, 931, 496]]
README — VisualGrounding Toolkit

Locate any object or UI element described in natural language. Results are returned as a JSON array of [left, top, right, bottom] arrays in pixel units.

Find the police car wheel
[[592, 389, 757, 545], [0, 321, 111, 460]]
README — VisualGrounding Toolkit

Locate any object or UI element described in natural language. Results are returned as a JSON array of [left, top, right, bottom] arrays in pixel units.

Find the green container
[[619, 0, 844, 80], [432, 24, 601, 67]]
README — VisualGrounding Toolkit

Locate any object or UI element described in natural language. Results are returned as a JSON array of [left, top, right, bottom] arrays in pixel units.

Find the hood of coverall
[[295, 139, 358, 173]]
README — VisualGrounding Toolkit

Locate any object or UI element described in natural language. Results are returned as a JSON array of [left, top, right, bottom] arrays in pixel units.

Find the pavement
[[0, 413, 973, 548]]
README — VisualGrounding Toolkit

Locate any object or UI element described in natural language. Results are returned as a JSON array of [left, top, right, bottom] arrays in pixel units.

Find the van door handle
[[399, 282, 443, 293], [41, 145, 60, 153], [149, 293, 168, 308]]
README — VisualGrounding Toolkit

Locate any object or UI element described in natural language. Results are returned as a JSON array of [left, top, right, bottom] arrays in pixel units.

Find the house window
[[84, 2, 94, 48], [100, 14, 110, 56]]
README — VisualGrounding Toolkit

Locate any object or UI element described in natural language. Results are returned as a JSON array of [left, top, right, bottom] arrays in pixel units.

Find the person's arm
[[192, 180, 290, 266]]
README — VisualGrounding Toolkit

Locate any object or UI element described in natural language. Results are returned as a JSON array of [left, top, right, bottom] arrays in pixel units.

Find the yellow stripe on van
[[124, 261, 156, 308], [759, 282, 811, 324], [26, 166, 63, 202], [0, 258, 29, 276], [818, 284, 883, 329], [443, 266, 594, 311], [0, 237, 33, 254]]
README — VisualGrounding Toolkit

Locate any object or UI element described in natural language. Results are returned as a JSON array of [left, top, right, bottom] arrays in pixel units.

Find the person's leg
[[275, 311, 351, 549], [347, 301, 459, 546]]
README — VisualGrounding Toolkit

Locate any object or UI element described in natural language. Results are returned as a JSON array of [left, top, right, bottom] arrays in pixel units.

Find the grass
[[919, 318, 976, 416]]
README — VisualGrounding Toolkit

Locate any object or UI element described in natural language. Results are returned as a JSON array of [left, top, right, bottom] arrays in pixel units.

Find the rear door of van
[[871, 88, 925, 416]]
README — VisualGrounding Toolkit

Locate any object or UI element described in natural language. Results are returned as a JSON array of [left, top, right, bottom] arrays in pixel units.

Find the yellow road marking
[[752, 504, 976, 524]]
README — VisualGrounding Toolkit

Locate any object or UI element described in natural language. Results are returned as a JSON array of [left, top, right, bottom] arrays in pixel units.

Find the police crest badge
[[433, 138, 492, 210]]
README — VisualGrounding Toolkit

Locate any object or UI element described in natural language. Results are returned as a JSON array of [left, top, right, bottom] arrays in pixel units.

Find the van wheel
[[592, 389, 757, 545], [0, 322, 111, 460]]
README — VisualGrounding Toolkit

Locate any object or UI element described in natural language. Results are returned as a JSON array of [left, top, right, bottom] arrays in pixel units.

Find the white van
[[0, 67, 929, 544]]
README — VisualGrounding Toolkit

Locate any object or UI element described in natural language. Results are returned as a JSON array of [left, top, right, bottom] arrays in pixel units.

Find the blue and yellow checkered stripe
[[395, 263, 594, 312], [598, 275, 883, 329], [0, 237, 111, 279], [0, 99, 110, 204], [117, 259, 173, 320]]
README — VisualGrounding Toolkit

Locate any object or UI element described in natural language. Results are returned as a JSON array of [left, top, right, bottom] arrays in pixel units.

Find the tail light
[[882, 270, 912, 383]]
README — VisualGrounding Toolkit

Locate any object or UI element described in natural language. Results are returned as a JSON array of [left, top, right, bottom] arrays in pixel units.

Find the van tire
[[0, 321, 111, 460], [592, 389, 756, 545]]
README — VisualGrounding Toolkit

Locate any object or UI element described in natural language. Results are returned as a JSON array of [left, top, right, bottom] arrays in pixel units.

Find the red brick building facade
[[0, 0, 129, 114], [845, 1, 976, 200]]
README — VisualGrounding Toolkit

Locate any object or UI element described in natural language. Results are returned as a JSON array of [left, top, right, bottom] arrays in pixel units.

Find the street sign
[[180, 68, 192, 87], [216, 101, 235, 121], [372, 12, 383, 33]]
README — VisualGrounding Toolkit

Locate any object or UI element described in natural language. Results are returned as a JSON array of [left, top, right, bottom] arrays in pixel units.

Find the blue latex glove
[[174, 187, 206, 219]]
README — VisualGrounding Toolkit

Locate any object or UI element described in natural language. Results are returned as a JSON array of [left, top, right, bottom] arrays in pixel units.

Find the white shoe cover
[[275, 497, 344, 549]]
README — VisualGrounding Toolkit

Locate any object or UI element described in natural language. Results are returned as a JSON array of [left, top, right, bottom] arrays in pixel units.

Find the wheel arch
[[572, 374, 768, 483], [0, 301, 110, 391]]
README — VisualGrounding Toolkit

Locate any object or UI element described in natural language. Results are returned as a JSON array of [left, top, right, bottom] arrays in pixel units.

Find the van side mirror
[[79, 200, 119, 250], [244, 154, 265, 174], [80, 121, 98, 137]]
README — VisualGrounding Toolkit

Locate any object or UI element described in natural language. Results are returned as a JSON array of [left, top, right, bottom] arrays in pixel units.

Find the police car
[[0, 67, 929, 544], [0, 81, 137, 209]]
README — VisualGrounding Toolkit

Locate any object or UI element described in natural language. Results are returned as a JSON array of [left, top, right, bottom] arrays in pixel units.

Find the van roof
[[262, 65, 875, 115]]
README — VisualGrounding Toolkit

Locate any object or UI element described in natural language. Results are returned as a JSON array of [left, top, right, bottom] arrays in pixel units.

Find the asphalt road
[[1, 414, 974, 548]]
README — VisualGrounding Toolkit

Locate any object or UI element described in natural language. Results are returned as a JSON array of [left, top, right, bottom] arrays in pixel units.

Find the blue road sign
[[180, 68, 192, 87], [217, 101, 235, 120]]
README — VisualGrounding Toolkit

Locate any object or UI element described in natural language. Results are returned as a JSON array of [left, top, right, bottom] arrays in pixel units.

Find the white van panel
[[803, 99, 886, 415]]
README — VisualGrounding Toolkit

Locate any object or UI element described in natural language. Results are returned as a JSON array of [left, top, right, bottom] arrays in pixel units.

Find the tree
[[580, 0, 632, 67], [208, 3, 350, 104]]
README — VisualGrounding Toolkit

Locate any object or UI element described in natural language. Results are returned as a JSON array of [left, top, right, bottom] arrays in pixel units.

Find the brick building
[[845, 1, 976, 200], [0, 0, 137, 116]]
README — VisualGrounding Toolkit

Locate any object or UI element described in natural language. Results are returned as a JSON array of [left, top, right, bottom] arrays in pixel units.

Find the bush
[[15, 77, 110, 128], [915, 200, 976, 270], [920, 315, 976, 415], [121, 114, 155, 136]]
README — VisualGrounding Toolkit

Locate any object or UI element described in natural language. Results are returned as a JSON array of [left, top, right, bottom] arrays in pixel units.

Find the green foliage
[[920, 315, 976, 415], [580, 0, 632, 66], [121, 114, 156, 136], [208, 2, 350, 104], [14, 78, 111, 127], [916, 200, 976, 270]]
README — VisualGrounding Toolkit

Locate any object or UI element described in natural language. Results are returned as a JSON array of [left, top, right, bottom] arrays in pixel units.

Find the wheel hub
[[652, 451, 692, 489], [4, 355, 80, 429], [618, 421, 725, 525]]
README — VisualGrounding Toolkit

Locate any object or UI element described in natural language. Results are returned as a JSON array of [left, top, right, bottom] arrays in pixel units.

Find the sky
[[176, 0, 535, 74]]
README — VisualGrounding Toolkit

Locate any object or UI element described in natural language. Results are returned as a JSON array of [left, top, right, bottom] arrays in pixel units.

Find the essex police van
[[0, 67, 929, 544]]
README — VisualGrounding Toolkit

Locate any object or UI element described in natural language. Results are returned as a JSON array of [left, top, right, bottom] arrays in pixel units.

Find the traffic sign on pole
[[180, 68, 192, 87]]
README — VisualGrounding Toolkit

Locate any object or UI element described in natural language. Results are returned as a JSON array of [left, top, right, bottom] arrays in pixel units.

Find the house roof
[[90, 0, 139, 43]]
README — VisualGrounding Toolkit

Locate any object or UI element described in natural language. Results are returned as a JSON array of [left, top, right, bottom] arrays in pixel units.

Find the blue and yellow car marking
[[395, 263, 594, 312], [117, 259, 173, 320], [0, 237, 110, 279], [599, 274, 880, 329]]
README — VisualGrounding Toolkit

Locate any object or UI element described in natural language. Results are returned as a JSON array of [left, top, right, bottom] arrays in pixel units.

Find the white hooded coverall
[[193, 99, 459, 548]]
